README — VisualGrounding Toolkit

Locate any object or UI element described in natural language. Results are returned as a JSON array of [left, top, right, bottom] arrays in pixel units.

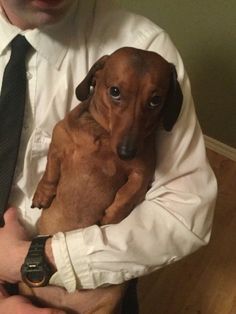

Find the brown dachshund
[[22, 47, 183, 313]]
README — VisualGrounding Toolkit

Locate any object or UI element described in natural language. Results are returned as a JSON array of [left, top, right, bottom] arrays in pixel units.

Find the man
[[0, 0, 217, 313]]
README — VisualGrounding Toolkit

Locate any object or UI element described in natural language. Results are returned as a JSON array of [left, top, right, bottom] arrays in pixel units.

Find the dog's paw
[[100, 215, 113, 225], [100, 209, 125, 225], [31, 191, 54, 209]]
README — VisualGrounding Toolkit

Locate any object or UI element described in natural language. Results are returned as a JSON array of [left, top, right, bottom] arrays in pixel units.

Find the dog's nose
[[117, 145, 137, 160], [117, 142, 137, 160]]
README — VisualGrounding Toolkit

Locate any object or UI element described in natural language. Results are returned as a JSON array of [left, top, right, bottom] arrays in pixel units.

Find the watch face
[[21, 264, 51, 287], [26, 271, 46, 284]]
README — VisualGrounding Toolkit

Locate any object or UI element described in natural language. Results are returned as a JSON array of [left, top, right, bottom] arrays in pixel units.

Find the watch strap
[[21, 235, 52, 287], [26, 235, 51, 260]]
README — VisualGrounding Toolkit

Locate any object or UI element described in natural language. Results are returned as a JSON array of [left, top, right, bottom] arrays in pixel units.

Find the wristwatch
[[21, 235, 53, 287]]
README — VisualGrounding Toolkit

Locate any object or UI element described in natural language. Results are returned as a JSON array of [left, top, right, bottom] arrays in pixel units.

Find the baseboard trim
[[204, 135, 236, 162]]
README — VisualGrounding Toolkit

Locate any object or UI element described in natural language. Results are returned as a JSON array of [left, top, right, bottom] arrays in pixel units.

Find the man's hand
[[0, 207, 31, 283], [0, 284, 66, 314]]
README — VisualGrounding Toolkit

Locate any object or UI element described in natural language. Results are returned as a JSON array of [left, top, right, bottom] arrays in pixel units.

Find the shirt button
[[27, 72, 33, 80]]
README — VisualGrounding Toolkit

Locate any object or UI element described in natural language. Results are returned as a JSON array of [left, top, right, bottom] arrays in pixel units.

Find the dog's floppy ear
[[163, 64, 183, 131], [75, 55, 109, 101]]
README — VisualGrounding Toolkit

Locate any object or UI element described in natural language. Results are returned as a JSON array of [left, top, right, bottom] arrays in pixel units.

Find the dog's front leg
[[32, 103, 87, 210], [31, 121, 68, 209], [100, 170, 150, 225], [31, 141, 61, 209]]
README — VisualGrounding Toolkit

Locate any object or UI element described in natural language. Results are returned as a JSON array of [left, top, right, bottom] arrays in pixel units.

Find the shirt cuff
[[50, 229, 94, 292]]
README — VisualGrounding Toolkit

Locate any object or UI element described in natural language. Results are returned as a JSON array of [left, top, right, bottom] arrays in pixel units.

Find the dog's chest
[[100, 158, 117, 177], [71, 139, 120, 178], [66, 125, 125, 181]]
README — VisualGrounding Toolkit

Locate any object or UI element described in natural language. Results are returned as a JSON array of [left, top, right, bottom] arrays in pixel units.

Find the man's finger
[[0, 284, 9, 299], [20, 301, 67, 314], [41, 308, 67, 314]]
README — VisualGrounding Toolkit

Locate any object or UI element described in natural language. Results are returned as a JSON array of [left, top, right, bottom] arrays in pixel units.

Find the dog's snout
[[117, 137, 138, 160], [117, 144, 137, 160]]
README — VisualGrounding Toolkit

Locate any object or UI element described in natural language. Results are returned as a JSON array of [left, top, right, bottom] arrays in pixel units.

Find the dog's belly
[[38, 150, 127, 234], [25, 144, 127, 313]]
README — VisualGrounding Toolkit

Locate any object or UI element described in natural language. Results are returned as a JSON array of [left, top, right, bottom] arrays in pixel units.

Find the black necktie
[[0, 35, 31, 225]]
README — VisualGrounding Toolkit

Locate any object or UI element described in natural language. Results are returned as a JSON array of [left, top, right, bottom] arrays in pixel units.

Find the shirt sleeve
[[50, 22, 217, 293]]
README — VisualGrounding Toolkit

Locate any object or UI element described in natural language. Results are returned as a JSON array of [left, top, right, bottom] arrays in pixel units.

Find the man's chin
[[33, 12, 64, 27], [27, 1, 73, 28], [29, 0, 73, 26]]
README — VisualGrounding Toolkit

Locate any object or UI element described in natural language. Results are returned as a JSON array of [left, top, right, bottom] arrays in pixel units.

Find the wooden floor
[[138, 149, 236, 314]]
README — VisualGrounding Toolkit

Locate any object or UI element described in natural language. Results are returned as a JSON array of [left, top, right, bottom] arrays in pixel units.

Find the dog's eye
[[109, 86, 121, 100], [149, 95, 162, 109]]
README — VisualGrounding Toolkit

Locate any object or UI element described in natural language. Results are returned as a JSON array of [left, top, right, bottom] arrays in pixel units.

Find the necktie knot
[[11, 35, 31, 58]]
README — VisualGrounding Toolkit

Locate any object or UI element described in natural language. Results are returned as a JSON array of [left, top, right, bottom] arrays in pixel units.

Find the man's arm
[[0, 207, 56, 283], [0, 208, 66, 314], [0, 208, 30, 284]]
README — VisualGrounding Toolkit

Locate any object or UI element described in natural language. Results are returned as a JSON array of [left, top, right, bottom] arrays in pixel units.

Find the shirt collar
[[0, 7, 20, 52], [0, 1, 79, 69]]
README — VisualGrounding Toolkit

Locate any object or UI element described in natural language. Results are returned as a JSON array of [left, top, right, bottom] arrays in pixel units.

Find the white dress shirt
[[0, 0, 217, 292]]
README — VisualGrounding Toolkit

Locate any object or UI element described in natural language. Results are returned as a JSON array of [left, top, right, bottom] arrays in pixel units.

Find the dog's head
[[76, 47, 183, 160]]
